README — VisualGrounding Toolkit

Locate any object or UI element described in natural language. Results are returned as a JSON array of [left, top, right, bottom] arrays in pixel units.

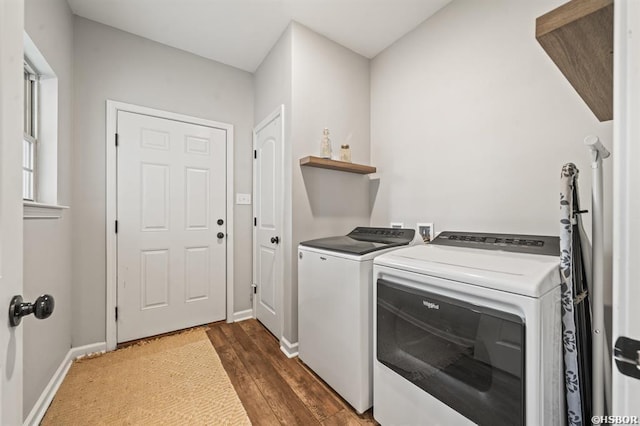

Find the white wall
[[23, 0, 74, 417], [370, 0, 613, 299], [253, 25, 293, 342], [253, 22, 371, 344], [72, 17, 254, 346], [289, 22, 371, 342], [254, 25, 292, 124]]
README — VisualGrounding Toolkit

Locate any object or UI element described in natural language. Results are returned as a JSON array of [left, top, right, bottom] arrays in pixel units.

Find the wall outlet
[[390, 222, 404, 229], [236, 193, 251, 205], [416, 223, 435, 243]]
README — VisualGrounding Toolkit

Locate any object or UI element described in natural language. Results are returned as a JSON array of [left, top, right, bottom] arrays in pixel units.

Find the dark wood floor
[[206, 319, 377, 426]]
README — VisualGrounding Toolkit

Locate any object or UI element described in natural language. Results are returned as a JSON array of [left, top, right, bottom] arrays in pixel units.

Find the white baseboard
[[232, 309, 254, 322], [24, 342, 107, 426], [70, 342, 107, 360], [280, 337, 299, 358]]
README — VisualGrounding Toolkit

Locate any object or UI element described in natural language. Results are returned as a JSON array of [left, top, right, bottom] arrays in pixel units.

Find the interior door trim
[[105, 100, 235, 351]]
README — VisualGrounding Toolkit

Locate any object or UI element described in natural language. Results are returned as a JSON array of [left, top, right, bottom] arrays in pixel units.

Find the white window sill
[[23, 201, 69, 219]]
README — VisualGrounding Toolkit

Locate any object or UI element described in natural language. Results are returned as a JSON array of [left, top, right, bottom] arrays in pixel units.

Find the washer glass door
[[376, 279, 525, 425]]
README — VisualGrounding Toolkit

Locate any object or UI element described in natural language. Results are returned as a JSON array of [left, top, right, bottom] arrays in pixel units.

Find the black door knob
[[217, 219, 224, 225], [270, 236, 280, 244], [9, 294, 55, 327], [34, 294, 55, 319], [217, 232, 225, 239]]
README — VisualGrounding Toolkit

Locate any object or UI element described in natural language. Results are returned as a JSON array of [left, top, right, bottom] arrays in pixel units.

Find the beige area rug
[[42, 328, 251, 426]]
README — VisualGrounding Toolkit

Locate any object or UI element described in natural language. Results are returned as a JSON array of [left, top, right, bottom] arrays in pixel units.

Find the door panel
[[185, 168, 209, 229], [259, 247, 276, 313], [185, 247, 210, 301], [254, 109, 283, 337], [0, 0, 24, 422], [117, 111, 226, 343], [259, 140, 276, 225], [140, 250, 169, 309], [141, 163, 170, 230]]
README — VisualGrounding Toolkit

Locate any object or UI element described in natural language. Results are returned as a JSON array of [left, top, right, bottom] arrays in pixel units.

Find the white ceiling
[[66, 0, 452, 72]]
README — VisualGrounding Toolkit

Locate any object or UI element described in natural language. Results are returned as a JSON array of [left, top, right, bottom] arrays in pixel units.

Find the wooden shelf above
[[299, 156, 376, 175], [536, 0, 613, 121]]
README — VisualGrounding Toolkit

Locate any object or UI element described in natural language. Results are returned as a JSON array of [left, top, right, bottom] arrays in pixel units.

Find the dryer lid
[[374, 244, 561, 298], [299, 227, 415, 256]]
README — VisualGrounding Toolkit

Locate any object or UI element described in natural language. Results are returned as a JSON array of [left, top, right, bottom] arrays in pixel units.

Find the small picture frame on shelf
[[416, 223, 434, 243]]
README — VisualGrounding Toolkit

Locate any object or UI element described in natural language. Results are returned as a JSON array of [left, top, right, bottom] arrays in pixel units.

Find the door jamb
[[105, 100, 235, 351], [252, 105, 285, 340]]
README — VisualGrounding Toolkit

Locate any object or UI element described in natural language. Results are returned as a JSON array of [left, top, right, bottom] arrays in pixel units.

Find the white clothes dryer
[[373, 231, 565, 426]]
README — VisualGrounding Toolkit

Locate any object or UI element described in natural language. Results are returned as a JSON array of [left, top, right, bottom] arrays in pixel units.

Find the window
[[22, 32, 68, 219], [23, 62, 37, 201]]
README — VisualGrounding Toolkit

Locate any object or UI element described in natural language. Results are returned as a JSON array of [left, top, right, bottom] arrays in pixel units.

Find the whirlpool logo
[[422, 300, 440, 310]]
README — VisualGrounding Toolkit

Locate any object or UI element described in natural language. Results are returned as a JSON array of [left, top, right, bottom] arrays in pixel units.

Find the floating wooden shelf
[[536, 0, 613, 121], [299, 156, 376, 175]]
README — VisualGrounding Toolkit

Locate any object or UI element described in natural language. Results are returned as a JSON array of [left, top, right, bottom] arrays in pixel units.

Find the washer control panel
[[431, 231, 559, 256], [348, 227, 415, 243]]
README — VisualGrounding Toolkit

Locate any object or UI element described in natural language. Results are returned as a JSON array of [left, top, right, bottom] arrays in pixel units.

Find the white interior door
[[613, 0, 640, 415], [253, 107, 284, 338], [117, 111, 227, 343], [0, 0, 24, 422]]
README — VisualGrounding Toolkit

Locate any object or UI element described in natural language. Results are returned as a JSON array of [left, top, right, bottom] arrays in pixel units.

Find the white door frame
[[252, 105, 285, 339], [613, 0, 640, 414], [106, 100, 234, 351]]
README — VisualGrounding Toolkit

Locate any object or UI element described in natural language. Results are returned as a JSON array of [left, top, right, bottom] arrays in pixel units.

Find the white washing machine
[[298, 227, 415, 414], [373, 231, 565, 426]]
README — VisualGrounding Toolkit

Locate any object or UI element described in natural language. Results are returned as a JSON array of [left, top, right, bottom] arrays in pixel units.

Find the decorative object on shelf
[[299, 156, 376, 175], [340, 144, 352, 162], [320, 128, 332, 159]]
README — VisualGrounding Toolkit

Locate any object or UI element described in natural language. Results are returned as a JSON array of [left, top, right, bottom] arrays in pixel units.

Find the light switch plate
[[236, 193, 251, 205]]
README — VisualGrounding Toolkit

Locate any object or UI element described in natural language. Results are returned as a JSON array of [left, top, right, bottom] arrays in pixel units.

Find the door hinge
[[254, 217, 257, 226], [252, 284, 257, 294], [115, 306, 118, 321], [115, 133, 119, 147], [614, 336, 640, 380], [115, 220, 118, 233], [254, 150, 257, 159]]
